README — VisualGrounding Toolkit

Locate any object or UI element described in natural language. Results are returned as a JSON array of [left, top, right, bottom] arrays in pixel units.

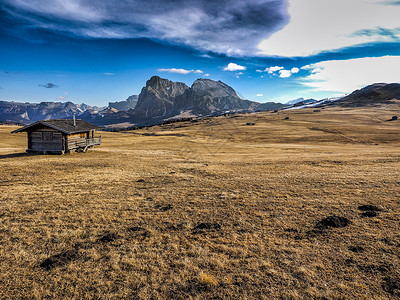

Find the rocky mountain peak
[[191, 78, 238, 98], [146, 76, 170, 88], [143, 76, 188, 98]]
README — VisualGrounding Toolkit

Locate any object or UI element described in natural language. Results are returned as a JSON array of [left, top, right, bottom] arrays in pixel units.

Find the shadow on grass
[[0, 152, 38, 160]]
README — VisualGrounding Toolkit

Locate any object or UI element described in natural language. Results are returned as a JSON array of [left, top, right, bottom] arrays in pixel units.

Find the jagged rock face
[[0, 101, 30, 123], [184, 78, 259, 115], [0, 101, 88, 124], [109, 95, 138, 111], [133, 76, 189, 118], [191, 79, 238, 98], [132, 76, 269, 120], [335, 83, 400, 107]]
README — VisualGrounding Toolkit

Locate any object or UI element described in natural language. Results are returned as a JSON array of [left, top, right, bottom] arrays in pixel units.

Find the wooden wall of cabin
[[28, 128, 64, 152]]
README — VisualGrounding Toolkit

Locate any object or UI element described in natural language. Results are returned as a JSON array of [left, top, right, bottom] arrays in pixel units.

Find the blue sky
[[0, 0, 399, 106]]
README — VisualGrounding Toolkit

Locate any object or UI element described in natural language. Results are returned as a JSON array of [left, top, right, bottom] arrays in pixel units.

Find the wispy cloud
[[158, 68, 204, 74], [300, 56, 400, 93], [223, 63, 246, 71], [39, 83, 58, 88], [103, 72, 115, 75], [256, 93, 263, 96], [258, 0, 400, 57], [2, 0, 288, 56], [382, 1, 400, 5]]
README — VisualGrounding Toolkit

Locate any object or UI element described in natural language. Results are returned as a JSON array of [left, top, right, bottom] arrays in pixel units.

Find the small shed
[[12, 119, 101, 154]]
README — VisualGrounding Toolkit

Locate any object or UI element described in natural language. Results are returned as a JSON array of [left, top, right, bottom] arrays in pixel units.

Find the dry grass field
[[1, 106, 400, 299]]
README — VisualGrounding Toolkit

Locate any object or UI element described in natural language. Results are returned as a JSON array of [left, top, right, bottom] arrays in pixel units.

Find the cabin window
[[42, 132, 52, 140], [80, 133, 85, 138]]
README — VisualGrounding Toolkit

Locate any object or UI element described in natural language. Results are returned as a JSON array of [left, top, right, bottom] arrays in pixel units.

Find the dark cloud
[[1, 0, 289, 56], [3, 71, 20, 74], [353, 28, 400, 40], [383, 1, 400, 5], [39, 83, 58, 88]]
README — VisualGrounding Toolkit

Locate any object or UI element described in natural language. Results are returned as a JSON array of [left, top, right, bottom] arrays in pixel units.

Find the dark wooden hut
[[12, 119, 101, 154]]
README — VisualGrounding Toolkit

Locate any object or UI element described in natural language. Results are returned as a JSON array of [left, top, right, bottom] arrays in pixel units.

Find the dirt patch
[[127, 226, 151, 240], [358, 205, 382, 211], [40, 249, 79, 270], [358, 264, 391, 274], [97, 232, 118, 243], [192, 222, 221, 234], [155, 204, 173, 211], [358, 205, 383, 217], [163, 222, 186, 231], [361, 211, 378, 218], [315, 216, 351, 230], [349, 246, 365, 253], [382, 277, 400, 296]]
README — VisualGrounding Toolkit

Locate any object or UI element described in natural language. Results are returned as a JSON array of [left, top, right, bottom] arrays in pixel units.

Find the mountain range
[[0, 76, 285, 127], [1, 79, 399, 127]]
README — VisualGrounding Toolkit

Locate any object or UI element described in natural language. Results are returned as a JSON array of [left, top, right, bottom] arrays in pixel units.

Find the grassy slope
[[0, 106, 400, 299]]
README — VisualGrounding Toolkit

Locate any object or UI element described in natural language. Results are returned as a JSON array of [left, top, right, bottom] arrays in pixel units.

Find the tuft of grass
[[199, 272, 219, 287]]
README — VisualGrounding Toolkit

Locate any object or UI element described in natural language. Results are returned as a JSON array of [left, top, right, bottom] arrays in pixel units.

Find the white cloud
[[256, 69, 263, 73], [223, 63, 247, 71], [300, 56, 400, 92], [265, 66, 284, 73], [263, 66, 300, 78], [258, 0, 400, 57], [103, 72, 114, 75], [158, 68, 203, 74], [203, 73, 211, 77], [278, 70, 293, 78], [256, 94, 263, 97], [291, 67, 299, 74]]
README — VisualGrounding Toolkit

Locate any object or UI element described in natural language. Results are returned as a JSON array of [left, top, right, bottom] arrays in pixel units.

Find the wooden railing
[[69, 136, 101, 150]]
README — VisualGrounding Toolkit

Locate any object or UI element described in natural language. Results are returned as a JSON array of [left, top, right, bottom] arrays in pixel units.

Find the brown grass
[[0, 106, 400, 299]]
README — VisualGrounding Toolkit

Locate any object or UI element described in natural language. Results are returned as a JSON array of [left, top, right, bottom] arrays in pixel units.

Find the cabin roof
[[11, 119, 101, 135]]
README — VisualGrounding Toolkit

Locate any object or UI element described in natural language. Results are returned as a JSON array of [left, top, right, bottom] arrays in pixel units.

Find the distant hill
[[332, 83, 400, 107], [286, 98, 317, 106]]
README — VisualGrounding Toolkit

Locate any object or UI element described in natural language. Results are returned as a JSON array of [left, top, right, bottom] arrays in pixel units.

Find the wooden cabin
[[12, 119, 101, 154]]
